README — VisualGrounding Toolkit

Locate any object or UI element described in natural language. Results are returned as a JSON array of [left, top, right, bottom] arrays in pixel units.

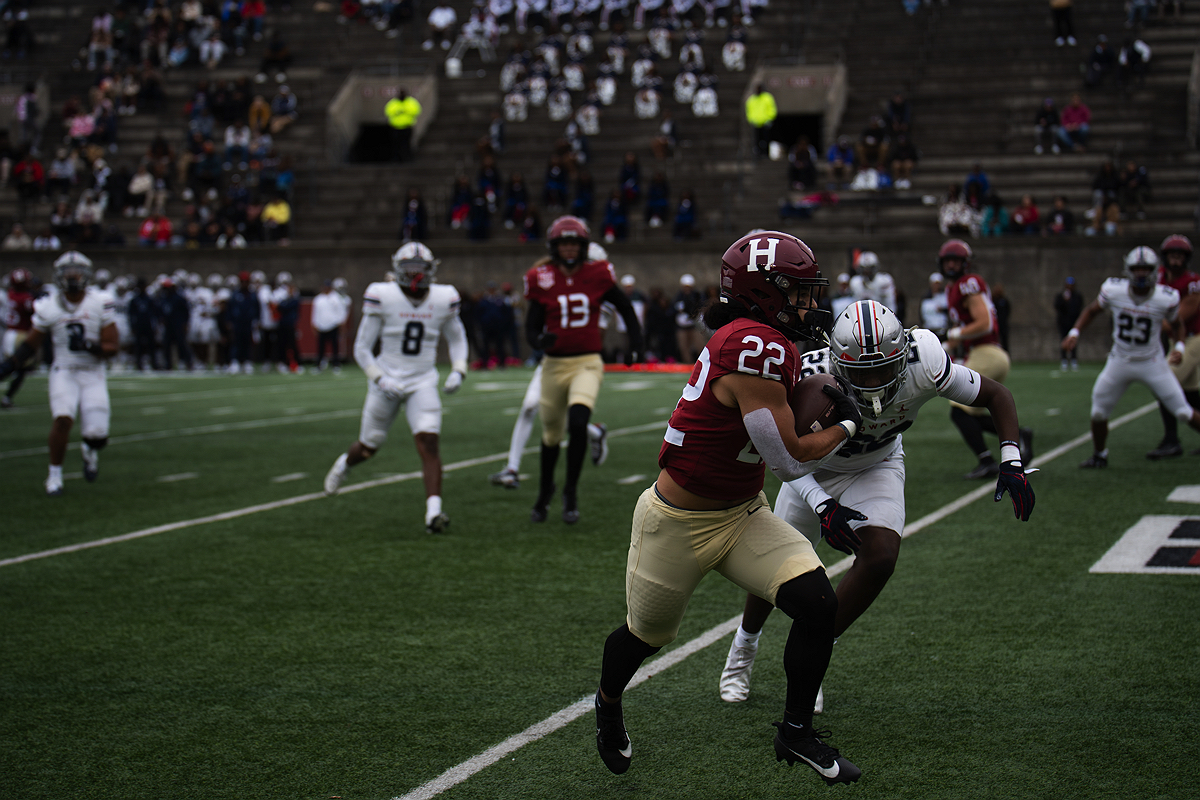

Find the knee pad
[[774, 569, 837, 629], [83, 437, 108, 451], [568, 403, 591, 435]]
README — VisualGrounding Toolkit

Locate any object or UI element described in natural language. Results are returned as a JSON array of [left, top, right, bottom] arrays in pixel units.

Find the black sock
[[1159, 402, 1180, 444], [537, 443, 559, 504], [951, 406, 990, 459], [775, 571, 836, 724], [564, 404, 591, 498], [599, 624, 661, 701]]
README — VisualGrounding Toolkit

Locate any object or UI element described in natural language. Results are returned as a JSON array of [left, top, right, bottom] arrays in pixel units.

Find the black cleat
[[1079, 453, 1108, 469], [563, 493, 580, 524], [772, 722, 861, 786], [1019, 427, 1034, 463], [531, 485, 555, 523], [964, 460, 1000, 480], [595, 692, 631, 775], [1146, 441, 1183, 460]]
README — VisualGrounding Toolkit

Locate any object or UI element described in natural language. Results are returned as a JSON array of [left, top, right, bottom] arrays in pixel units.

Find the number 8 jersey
[[659, 318, 799, 502], [357, 281, 464, 379], [1098, 277, 1180, 360]]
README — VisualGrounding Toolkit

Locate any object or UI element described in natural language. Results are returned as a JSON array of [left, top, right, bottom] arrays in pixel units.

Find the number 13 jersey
[[1098, 278, 1180, 361], [659, 318, 799, 502], [523, 259, 617, 356]]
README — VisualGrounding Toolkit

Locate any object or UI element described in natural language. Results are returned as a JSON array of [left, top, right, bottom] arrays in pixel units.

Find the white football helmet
[[276, 271, 293, 286], [207, 273, 224, 288], [187, 272, 201, 288], [392, 242, 439, 294], [1124, 246, 1158, 291], [53, 251, 95, 294], [588, 242, 608, 262], [857, 251, 880, 277], [250, 270, 266, 286], [226, 274, 240, 290], [332, 277, 348, 292], [829, 299, 910, 419], [94, 267, 113, 286]]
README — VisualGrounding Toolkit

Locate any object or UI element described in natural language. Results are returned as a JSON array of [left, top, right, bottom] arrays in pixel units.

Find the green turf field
[[2, 363, 1198, 799]]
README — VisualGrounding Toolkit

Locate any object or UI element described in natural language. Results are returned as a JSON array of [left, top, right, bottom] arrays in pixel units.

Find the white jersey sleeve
[[1099, 278, 1179, 360]]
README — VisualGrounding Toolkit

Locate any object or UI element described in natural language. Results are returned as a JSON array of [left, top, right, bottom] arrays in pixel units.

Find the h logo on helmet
[[745, 237, 779, 272]]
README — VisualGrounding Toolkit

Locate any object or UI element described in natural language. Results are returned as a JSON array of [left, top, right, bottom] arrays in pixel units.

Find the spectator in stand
[[1084, 35, 1116, 87], [504, 172, 529, 229], [125, 163, 157, 217], [1053, 276, 1083, 371], [938, 184, 981, 238], [825, 135, 855, 189], [2, 222, 32, 250], [385, 89, 422, 163], [520, 204, 542, 242], [1044, 195, 1075, 235], [652, 110, 677, 160], [223, 119, 251, 168], [400, 188, 429, 241], [981, 194, 1009, 237], [467, 192, 491, 240], [744, 83, 777, 158], [1033, 97, 1061, 155], [262, 194, 292, 244], [15, 83, 40, 155], [312, 279, 351, 373], [1057, 93, 1090, 152], [1009, 194, 1041, 235], [645, 171, 670, 228], [888, 133, 918, 190], [199, 31, 228, 71], [672, 189, 698, 240], [618, 151, 641, 206], [13, 151, 45, 218], [269, 85, 298, 135], [1126, 0, 1153, 28], [248, 93, 272, 135], [258, 30, 291, 83], [544, 155, 568, 210], [572, 168, 595, 222], [1118, 159, 1150, 219], [1091, 158, 1121, 212], [50, 201, 76, 241], [601, 189, 629, 243], [963, 163, 990, 199], [478, 154, 501, 213], [884, 91, 911, 138], [217, 222, 247, 248], [424, 3, 458, 50], [855, 116, 890, 174], [32, 226, 62, 251], [448, 175, 472, 229], [45, 148, 77, 199], [788, 136, 818, 191], [672, 273, 704, 363], [1117, 36, 1151, 88], [1050, 0, 1077, 46], [139, 212, 172, 247]]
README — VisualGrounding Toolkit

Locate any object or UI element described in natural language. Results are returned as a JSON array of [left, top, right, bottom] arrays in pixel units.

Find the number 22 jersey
[[659, 318, 800, 502]]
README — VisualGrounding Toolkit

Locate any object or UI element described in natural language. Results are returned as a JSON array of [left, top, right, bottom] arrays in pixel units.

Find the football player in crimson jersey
[[2, 268, 38, 408], [718, 300, 1036, 711], [1148, 234, 1200, 458], [522, 216, 642, 524], [939, 239, 1034, 479], [595, 231, 867, 786]]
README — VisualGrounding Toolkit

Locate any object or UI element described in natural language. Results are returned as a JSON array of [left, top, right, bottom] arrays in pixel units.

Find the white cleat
[[323, 453, 348, 496], [425, 512, 450, 534], [814, 684, 824, 715], [719, 636, 759, 702], [81, 444, 99, 483], [45, 474, 64, 496], [590, 423, 609, 466]]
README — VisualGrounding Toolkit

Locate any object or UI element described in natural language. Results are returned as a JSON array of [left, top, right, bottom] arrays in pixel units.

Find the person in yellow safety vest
[[744, 84, 777, 158], [385, 89, 422, 162]]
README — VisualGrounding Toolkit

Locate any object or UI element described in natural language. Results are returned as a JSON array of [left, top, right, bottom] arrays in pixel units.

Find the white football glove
[[376, 375, 404, 399], [444, 370, 464, 394]]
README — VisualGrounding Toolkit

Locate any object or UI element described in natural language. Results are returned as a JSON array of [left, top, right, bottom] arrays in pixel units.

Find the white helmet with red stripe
[[829, 299, 910, 419]]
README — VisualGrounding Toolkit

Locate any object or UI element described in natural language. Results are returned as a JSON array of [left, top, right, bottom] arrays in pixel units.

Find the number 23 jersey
[[361, 281, 462, 379], [659, 318, 799, 502], [798, 327, 981, 473], [1098, 277, 1180, 360]]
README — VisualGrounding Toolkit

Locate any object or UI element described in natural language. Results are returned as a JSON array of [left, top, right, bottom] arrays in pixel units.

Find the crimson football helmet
[[391, 242, 439, 294], [1160, 234, 1193, 269], [830, 300, 910, 419], [719, 230, 831, 342], [937, 239, 973, 279], [547, 215, 589, 267], [8, 268, 32, 290]]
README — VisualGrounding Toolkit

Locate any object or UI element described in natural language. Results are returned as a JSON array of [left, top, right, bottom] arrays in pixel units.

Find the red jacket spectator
[[139, 214, 173, 247]]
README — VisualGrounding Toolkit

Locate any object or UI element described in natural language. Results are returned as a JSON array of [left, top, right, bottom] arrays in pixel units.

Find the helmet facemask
[[759, 271, 832, 342], [833, 350, 909, 419], [829, 300, 910, 418]]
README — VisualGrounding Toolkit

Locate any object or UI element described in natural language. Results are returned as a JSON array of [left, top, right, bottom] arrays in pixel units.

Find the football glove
[[444, 370, 464, 394], [376, 375, 404, 399], [822, 382, 863, 437], [994, 461, 1035, 521], [814, 498, 866, 555], [534, 332, 558, 351]]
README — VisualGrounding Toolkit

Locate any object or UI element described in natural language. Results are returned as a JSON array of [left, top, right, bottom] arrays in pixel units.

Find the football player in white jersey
[[488, 242, 612, 489], [323, 243, 470, 533], [848, 251, 897, 312], [0, 252, 119, 495], [718, 299, 1035, 708], [1063, 246, 1200, 468]]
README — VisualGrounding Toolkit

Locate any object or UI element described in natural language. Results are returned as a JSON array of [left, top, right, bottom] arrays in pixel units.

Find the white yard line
[[390, 401, 1158, 800]]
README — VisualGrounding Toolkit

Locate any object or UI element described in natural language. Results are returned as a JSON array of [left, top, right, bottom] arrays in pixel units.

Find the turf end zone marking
[[390, 402, 1158, 800]]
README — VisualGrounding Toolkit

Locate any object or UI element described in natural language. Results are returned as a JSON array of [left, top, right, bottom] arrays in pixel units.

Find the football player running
[[522, 216, 642, 523], [1146, 234, 1200, 458], [1064, 246, 1200, 468], [488, 243, 613, 490], [322, 243, 470, 534], [848, 250, 897, 312], [939, 239, 1034, 478], [2, 268, 38, 408], [0, 252, 119, 495], [718, 299, 1036, 711], [596, 231, 866, 786]]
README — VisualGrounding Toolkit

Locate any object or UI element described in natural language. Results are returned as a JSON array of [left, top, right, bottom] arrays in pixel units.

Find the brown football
[[791, 373, 841, 435]]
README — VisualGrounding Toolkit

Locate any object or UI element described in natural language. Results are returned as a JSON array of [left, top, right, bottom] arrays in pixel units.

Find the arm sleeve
[[353, 313, 384, 381], [442, 313, 469, 374], [936, 363, 984, 405], [602, 285, 644, 353], [787, 472, 833, 510], [743, 407, 825, 482], [525, 300, 546, 351]]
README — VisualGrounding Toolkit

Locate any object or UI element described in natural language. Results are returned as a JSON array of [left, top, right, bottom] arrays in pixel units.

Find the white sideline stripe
[[390, 401, 1159, 800], [0, 421, 670, 569]]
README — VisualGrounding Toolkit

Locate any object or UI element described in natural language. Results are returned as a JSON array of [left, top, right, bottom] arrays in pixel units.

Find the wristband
[[1068, 327, 1080, 339], [1000, 444, 1021, 464], [836, 420, 857, 439], [1175, 341, 1187, 354], [451, 358, 469, 375], [947, 327, 962, 340]]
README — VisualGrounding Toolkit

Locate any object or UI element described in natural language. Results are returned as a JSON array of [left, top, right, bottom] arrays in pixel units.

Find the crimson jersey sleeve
[[946, 273, 1001, 351], [5, 290, 36, 331], [1160, 270, 1200, 336], [523, 260, 617, 355], [658, 318, 799, 501]]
